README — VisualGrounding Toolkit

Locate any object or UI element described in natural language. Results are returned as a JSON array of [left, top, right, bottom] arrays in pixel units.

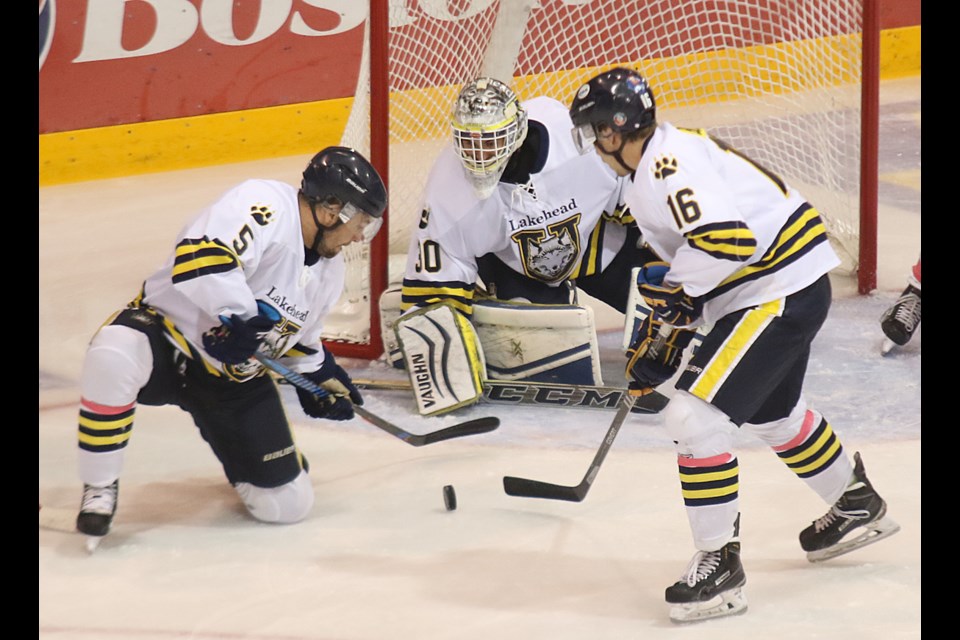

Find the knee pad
[[81, 324, 154, 407], [235, 470, 314, 524], [741, 399, 809, 448], [663, 391, 735, 458]]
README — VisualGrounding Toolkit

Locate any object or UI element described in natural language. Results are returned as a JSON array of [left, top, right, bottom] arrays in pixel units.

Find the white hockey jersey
[[401, 96, 628, 315], [138, 179, 343, 380], [623, 123, 842, 327]]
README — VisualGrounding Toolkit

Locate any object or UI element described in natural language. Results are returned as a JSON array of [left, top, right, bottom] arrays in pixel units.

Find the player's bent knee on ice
[[235, 470, 314, 524], [663, 391, 735, 458], [82, 325, 154, 404]]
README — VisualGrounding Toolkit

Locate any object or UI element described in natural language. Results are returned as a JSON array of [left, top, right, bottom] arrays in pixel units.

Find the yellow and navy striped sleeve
[[171, 236, 240, 284]]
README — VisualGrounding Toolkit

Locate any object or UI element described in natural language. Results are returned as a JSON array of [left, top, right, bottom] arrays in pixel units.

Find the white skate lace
[[680, 549, 721, 586], [81, 484, 116, 515], [891, 292, 920, 330], [813, 505, 871, 532], [812, 507, 841, 532]]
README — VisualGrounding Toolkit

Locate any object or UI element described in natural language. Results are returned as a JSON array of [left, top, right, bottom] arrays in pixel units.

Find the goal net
[[325, 0, 875, 359]]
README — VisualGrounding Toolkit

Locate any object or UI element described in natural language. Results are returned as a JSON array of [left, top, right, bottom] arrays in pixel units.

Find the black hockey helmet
[[300, 146, 387, 246], [301, 146, 387, 220], [569, 67, 656, 154]]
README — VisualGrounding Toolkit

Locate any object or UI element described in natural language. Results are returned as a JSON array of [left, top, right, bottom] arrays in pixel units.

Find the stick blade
[[502, 476, 585, 502], [631, 390, 669, 413], [419, 417, 500, 445]]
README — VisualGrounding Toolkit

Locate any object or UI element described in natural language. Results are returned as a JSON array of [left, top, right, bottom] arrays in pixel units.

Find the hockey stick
[[502, 393, 635, 501], [501, 323, 673, 502], [347, 377, 669, 414], [254, 354, 500, 447]]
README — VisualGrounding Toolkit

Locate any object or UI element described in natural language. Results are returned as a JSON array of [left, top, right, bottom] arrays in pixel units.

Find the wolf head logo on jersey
[[512, 215, 581, 283], [527, 233, 577, 281]]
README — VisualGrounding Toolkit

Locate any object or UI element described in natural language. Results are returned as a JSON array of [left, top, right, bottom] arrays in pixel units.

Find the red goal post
[[325, 0, 880, 360]]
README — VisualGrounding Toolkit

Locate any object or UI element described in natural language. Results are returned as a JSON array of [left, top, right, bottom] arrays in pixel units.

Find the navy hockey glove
[[202, 305, 280, 364], [626, 315, 696, 395], [296, 347, 364, 421], [635, 261, 703, 327]]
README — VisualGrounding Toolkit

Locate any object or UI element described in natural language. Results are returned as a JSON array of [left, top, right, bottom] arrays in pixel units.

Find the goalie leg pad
[[378, 286, 404, 368], [472, 299, 603, 385], [395, 302, 485, 416]]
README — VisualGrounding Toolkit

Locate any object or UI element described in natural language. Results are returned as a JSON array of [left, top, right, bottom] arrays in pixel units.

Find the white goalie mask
[[451, 77, 529, 199]]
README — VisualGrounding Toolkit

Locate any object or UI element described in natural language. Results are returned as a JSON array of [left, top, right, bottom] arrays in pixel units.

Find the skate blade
[[880, 338, 896, 356], [669, 587, 748, 623], [806, 516, 901, 562], [84, 535, 105, 553]]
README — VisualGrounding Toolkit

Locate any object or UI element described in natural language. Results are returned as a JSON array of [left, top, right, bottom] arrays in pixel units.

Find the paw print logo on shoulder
[[653, 156, 679, 180], [250, 204, 274, 226]]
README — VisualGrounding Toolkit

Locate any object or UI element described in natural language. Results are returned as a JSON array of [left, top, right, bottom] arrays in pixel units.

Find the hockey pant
[[77, 307, 312, 524], [663, 275, 853, 550]]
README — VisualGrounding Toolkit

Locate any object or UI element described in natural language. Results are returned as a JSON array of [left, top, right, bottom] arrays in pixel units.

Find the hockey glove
[[635, 261, 703, 327], [626, 315, 696, 395], [202, 305, 280, 364], [296, 347, 364, 421]]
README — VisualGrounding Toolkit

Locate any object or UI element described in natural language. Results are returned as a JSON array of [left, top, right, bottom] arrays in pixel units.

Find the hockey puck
[[443, 485, 457, 511]]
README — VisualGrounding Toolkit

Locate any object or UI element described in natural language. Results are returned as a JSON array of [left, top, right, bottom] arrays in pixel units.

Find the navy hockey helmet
[[569, 67, 656, 154], [301, 146, 387, 219], [300, 146, 387, 244]]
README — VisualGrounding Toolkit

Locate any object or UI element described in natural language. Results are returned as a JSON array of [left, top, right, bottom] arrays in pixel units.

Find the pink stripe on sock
[[677, 452, 734, 468], [80, 398, 136, 415], [773, 410, 816, 452]]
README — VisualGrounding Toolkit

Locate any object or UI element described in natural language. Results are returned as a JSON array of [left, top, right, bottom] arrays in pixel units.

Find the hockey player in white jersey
[[389, 77, 655, 415], [74, 147, 386, 550], [569, 68, 900, 622]]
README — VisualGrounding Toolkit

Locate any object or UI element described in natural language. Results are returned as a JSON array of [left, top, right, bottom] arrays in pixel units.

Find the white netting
[[326, 0, 864, 351]]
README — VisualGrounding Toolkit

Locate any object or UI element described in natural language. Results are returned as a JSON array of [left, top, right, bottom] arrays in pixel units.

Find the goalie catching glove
[[635, 261, 702, 327], [626, 316, 696, 396], [296, 347, 364, 421]]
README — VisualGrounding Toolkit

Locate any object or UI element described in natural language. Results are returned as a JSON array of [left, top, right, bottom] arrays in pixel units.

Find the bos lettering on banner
[[39, 0, 371, 132]]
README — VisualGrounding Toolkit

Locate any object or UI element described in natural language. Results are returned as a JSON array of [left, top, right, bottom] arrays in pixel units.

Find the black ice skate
[[76, 480, 118, 552], [880, 284, 920, 355], [665, 514, 747, 623], [799, 452, 900, 562]]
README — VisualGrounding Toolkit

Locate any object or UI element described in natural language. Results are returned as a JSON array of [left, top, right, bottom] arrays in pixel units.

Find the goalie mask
[[451, 77, 529, 199]]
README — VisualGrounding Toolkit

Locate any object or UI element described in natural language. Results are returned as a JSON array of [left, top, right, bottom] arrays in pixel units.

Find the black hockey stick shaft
[[501, 323, 673, 501], [254, 354, 499, 447]]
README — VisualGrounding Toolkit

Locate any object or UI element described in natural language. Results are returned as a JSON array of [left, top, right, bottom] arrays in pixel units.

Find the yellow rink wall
[[39, 26, 920, 187]]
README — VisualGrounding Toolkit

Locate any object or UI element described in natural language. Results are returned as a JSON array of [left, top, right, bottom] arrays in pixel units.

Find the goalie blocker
[[387, 291, 605, 416]]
